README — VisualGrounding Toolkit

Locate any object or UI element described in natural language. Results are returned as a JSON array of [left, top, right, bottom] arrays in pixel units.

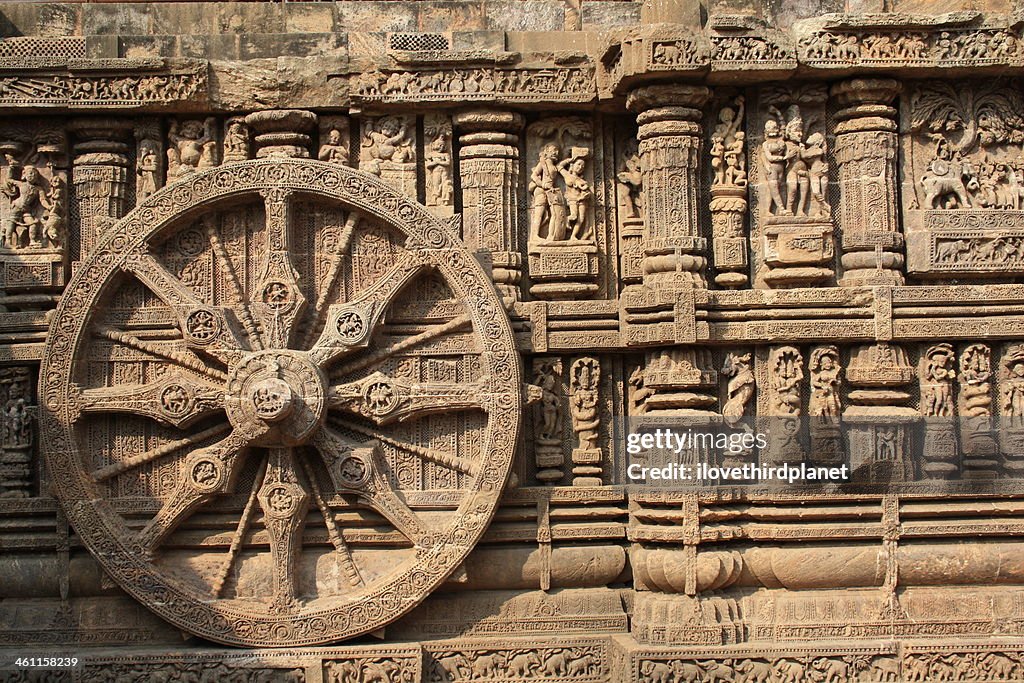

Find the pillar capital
[[626, 84, 710, 117]]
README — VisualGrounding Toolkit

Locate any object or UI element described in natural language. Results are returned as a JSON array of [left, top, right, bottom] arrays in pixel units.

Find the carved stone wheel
[[40, 159, 521, 647]]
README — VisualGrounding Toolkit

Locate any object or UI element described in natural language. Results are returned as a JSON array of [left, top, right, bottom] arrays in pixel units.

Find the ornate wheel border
[[40, 159, 522, 646]]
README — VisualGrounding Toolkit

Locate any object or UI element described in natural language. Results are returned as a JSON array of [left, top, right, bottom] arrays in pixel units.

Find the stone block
[[487, 0, 565, 31], [82, 4, 152, 36], [418, 1, 487, 32], [581, 1, 642, 29], [118, 34, 176, 60], [335, 2, 418, 33]]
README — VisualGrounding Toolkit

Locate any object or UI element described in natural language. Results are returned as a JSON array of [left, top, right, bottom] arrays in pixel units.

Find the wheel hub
[[225, 350, 326, 446]]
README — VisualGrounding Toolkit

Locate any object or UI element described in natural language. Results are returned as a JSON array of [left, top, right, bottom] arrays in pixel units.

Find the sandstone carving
[[1, 1, 1024, 679]]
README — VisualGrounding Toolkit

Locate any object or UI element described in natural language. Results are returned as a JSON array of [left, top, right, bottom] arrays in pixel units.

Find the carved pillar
[[245, 110, 317, 159], [845, 343, 917, 481], [626, 84, 710, 292], [832, 78, 905, 286], [627, 86, 713, 426], [69, 119, 132, 259], [454, 109, 524, 302], [710, 96, 749, 288], [959, 343, 998, 476]]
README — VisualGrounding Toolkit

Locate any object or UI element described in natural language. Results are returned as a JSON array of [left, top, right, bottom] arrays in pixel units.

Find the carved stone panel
[[38, 159, 521, 646]]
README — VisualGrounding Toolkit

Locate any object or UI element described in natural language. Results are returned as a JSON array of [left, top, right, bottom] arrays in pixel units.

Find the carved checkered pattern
[[388, 32, 450, 51], [0, 37, 85, 58]]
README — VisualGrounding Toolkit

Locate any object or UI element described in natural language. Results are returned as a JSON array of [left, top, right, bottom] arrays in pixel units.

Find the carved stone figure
[[761, 118, 789, 215], [761, 104, 829, 218], [222, 117, 250, 163], [2, 164, 47, 249], [616, 138, 643, 220], [569, 357, 600, 451], [167, 117, 217, 181], [318, 128, 349, 166], [425, 128, 453, 207], [922, 343, 957, 417], [721, 352, 754, 427], [628, 366, 651, 415], [532, 358, 564, 483], [711, 96, 745, 186], [361, 115, 414, 175], [920, 141, 976, 209], [770, 346, 803, 416], [136, 137, 160, 201], [529, 143, 569, 244], [809, 346, 842, 421], [1003, 345, 1024, 425], [559, 147, 592, 241], [533, 358, 563, 443]]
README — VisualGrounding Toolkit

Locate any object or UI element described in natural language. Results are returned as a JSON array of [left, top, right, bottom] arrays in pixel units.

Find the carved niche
[[526, 117, 600, 299], [39, 158, 522, 646], [753, 84, 835, 288], [0, 124, 68, 291]]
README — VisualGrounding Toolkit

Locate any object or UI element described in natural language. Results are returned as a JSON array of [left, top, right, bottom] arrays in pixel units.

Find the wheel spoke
[[256, 448, 310, 612], [205, 218, 264, 351], [97, 327, 228, 383], [333, 418, 478, 476], [124, 252, 246, 365], [308, 252, 431, 367], [136, 429, 251, 553], [330, 313, 472, 380], [76, 375, 224, 429], [299, 211, 361, 350], [328, 371, 486, 426], [212, 456, 267, 598], [124, 252, 206, 307], [298, 456, 363, 588], [92, 423, 231, 482], [312, 428, 434, 548], [251, 188, 307, 349]]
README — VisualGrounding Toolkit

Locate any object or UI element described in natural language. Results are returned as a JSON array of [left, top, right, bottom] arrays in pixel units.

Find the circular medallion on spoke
[[40, 159, 521, 647]]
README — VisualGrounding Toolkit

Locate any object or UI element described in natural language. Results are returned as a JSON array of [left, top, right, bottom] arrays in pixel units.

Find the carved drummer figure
[[2, 165, 45, 249]]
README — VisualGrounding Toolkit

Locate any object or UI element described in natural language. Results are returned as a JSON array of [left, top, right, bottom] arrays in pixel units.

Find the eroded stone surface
[[2, 0, 1024, 679]]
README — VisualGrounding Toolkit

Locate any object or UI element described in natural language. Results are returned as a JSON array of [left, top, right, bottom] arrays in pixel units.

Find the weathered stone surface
[[3, 0, 1024, 679]]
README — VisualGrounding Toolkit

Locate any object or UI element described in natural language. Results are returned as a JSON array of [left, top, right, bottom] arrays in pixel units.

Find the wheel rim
[[41, 159, 521, 647]]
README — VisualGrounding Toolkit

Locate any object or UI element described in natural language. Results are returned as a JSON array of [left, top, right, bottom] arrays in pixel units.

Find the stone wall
[[2, 0, 1024, 681]]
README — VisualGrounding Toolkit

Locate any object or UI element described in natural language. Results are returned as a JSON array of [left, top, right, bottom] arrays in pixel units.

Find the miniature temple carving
[[710, 95, 749, 287]]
